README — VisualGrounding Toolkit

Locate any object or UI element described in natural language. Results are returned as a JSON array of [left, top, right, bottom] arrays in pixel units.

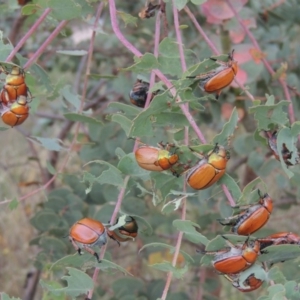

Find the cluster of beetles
[[67, 49, 300, 294], [0, 64, 31, 127], [127, 49, 300, 293], [6, 45, 298, 294]]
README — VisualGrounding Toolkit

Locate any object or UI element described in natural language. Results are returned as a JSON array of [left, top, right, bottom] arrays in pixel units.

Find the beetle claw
[[94, 252, 101, 263]]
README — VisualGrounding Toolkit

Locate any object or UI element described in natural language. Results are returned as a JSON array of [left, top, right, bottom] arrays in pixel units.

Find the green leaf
[[64, 113, 103, 125], [48, 0, 82, 21], [118, 153, 150, 177], [139, 242, 194, 263], [123, 53, 158, 73], [249, 96, 289, 130], [1, 293, 22, 300], [268, 266, 286, 284], [111, 114, 133, 136], [174, 0, 187, 10], [0, 126, 9, 131], [117, 11, 138, 27], [28, 137, 62, 151], [129, 92, 172, 137], [28, 62, 54, 93], [158, 37, 197, 77], [56, 50, 87, 56], [41, 267, 94, 297], [238, 177, 266, 205], [88, 73, 116, 79], [259, 244, 300, 266], [109, 102, 141, 117], [82, 161, 124, 192], [60, 85, 81, 111], [213, 107, 239, 146], [218, 173, 242, 201], [9, 198, 19, 210], [285, 281, 300, 299], [112, 278, 144, 298], [161, 195, 187, 214], [21, 4, 40, 15], [46, 161, 56, 175], [173, 220, 210, 245], [191, 0, 207, 4], [151, 262, 189, 278]]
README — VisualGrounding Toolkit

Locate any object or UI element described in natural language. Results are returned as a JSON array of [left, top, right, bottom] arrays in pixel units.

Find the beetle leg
[[108, 233, 121, 246], [215, 90, 221, 100], [70, 237, 82, 255], [94, 252, 101, 263], [83, 245, 101, 263]]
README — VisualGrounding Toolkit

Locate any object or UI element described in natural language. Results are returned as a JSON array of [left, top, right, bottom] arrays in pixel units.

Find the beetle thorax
[[214, 246, 242, 262]]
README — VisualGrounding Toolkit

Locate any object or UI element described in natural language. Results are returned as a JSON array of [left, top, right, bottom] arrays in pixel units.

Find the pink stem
[[133, 8, 161, 151], [6, 8, 52, 63], [23, 20, 68, 70], [109, 0, 206, 143], [222, 184, 235, 206], [161, 4, 190, 298], [224, 0, 294, 123]]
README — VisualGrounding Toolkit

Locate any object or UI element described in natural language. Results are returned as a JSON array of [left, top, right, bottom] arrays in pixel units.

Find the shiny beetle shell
[[219, 192, 273, 235], [258, 232, 300, 250], [225, 272, 264, 292], [69, 218, 107, 262], [186, 145, 230, 190], [1, 95, 30, 127], [0, 66, 32, 105], [69, 218, 107, 245], [135, 145, 179, 171], [189, 50, 238, 99], [129, 80, 149, 107], [207, 239, 260, 274], [107, 216, 138, 243]]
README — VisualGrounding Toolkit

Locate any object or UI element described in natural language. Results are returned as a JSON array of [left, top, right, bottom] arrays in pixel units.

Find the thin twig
[[23, 20, 68, 70], [6, 8, 52, 62], [224, 0, 295, 123]]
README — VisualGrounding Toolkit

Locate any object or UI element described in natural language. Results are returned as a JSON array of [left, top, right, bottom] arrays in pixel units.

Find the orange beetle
[[135, 143, 179, 172], [225, 270, 264, 292], [107, 216, 138, 244], [188, 50, 238, 99], [205, 237, 260, 274], [218, 191, 273, 235], [0, 66, 32, 105], [69, 218, 107, 262], [1, 95, 30, 127], [186, 144, 230, 190], [264, 131, 293, 166], [258, 232, 300, 250]]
